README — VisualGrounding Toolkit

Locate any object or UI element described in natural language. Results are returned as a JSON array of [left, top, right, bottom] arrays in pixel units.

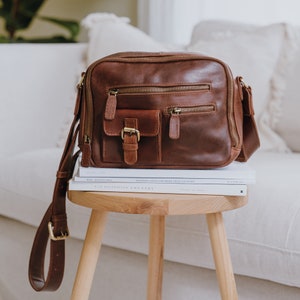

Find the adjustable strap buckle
[[238, 76, 254, 116], [121, 127, 140, 142], [48, 222, 69, 241]]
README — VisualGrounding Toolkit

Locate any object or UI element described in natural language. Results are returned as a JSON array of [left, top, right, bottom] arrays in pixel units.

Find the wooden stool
[[67, 191, 247, 300]]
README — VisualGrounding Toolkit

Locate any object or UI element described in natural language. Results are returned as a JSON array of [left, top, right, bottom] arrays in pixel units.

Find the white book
[[68, 180, 247, 196], [77, 160, 255, 184], [73, 174, 252, 185]]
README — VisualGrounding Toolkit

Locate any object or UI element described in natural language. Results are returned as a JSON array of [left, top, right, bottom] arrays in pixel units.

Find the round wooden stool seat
[[68, 191, 247, 215], [68, 191, 247, 300]]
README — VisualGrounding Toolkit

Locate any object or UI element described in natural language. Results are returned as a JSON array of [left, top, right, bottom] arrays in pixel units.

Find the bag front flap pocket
[[103, 109, 160, 137], [103, 109, 161, 165]]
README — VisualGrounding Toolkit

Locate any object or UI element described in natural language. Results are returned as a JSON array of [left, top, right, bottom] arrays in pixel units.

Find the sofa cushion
[[0, 148, 91, 237], [188, 22, 294, 152], [1, 149, 300, 288], [0, 149, 61, 225], [273, 28, 300, 152], [0, 148, 92, 252], [190, 19, 257, 45], [81, 13, 175, 65]]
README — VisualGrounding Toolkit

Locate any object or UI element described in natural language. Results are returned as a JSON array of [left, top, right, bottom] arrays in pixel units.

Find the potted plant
[[0, 0, 80, 43]]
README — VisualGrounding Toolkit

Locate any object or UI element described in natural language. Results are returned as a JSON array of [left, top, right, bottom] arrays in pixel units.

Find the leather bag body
[[29, 51, 259, 292], [79, 52, 258, 169]]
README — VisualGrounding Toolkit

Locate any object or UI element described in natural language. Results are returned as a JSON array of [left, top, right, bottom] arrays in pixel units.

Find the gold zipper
[[77, 72, 86, 89], [226, 71, 239, 148], [109, 84, 210, 95], [78, 70, 93, 161], [105, 84, 211, 121], [168, 105, 215, 115]]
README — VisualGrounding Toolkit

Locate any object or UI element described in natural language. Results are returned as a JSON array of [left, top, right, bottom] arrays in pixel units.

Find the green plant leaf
[[0, 0, 45, 37], [0, 35, 10, 43], [0, 0, 80, 43], [38, 15, 80, 41]]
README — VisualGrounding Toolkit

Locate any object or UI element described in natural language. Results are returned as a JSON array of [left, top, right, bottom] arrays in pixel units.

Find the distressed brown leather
[[79, 52, 259, 169], [29, 52, 260, 292]]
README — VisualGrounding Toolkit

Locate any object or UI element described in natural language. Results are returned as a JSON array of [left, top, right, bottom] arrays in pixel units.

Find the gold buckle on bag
[[48, 222, 69, 241], [121, 127, 140, 142]]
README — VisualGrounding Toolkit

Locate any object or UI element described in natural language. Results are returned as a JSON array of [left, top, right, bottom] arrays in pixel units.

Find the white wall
[[138, 0, 300, 45]]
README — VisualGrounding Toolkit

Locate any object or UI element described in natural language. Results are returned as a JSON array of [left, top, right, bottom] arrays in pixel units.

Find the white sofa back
[[274, 31, 300, 152], [0, 44, 87, 156]]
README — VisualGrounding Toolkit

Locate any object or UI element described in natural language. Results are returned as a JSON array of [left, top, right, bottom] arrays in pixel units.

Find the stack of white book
[[69, 157, 255, 196]]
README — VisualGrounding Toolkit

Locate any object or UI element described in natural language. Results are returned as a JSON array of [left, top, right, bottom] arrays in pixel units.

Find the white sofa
[[1, 14, 300, 300]]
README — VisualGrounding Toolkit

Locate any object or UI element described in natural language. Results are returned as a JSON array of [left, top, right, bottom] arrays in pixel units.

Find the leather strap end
[[242, 86, 255, 116]]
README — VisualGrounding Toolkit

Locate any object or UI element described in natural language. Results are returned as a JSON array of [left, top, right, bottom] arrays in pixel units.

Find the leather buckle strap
[[236, 77, 260, 162], [29, 205, 67, 291], [29, 111, 81, 291], [239, 76, 254, 116], [121, 127, 141, 141], [122, 118, 139, 165], [48, 221, 69, 241]]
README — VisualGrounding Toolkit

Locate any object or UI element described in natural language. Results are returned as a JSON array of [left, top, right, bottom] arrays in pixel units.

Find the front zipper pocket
[[166, 104, 216, 139], [104, 84, 211, 120]]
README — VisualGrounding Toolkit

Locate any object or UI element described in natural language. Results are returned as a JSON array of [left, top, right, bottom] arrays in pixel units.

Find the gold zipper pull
[[77, 72, 85, 89], [81, 134, 91, 167], [84, 134, 90, 144], [169, 108, 181, 139], [105, 89, 118, 120]]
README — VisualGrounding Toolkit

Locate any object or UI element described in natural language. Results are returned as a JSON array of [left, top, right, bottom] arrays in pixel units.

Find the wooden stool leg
[[147, 215, 165, 300], [206, 212, 238, 300], [71, 210, 108, 300]]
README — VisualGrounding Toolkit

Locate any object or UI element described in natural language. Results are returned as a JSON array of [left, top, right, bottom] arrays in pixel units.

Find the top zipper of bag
[[105, 84, 210, 120], [108, 84, 210, 95]]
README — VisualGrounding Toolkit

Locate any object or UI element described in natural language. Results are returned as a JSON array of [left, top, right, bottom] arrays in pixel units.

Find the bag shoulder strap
[[28, 83, 83, 291], [237, 78, 260, 162], [28, 74, 259, 292]]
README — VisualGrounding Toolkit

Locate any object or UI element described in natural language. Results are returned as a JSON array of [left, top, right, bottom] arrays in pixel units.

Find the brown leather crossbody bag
[[29, 52, 260, 291]]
